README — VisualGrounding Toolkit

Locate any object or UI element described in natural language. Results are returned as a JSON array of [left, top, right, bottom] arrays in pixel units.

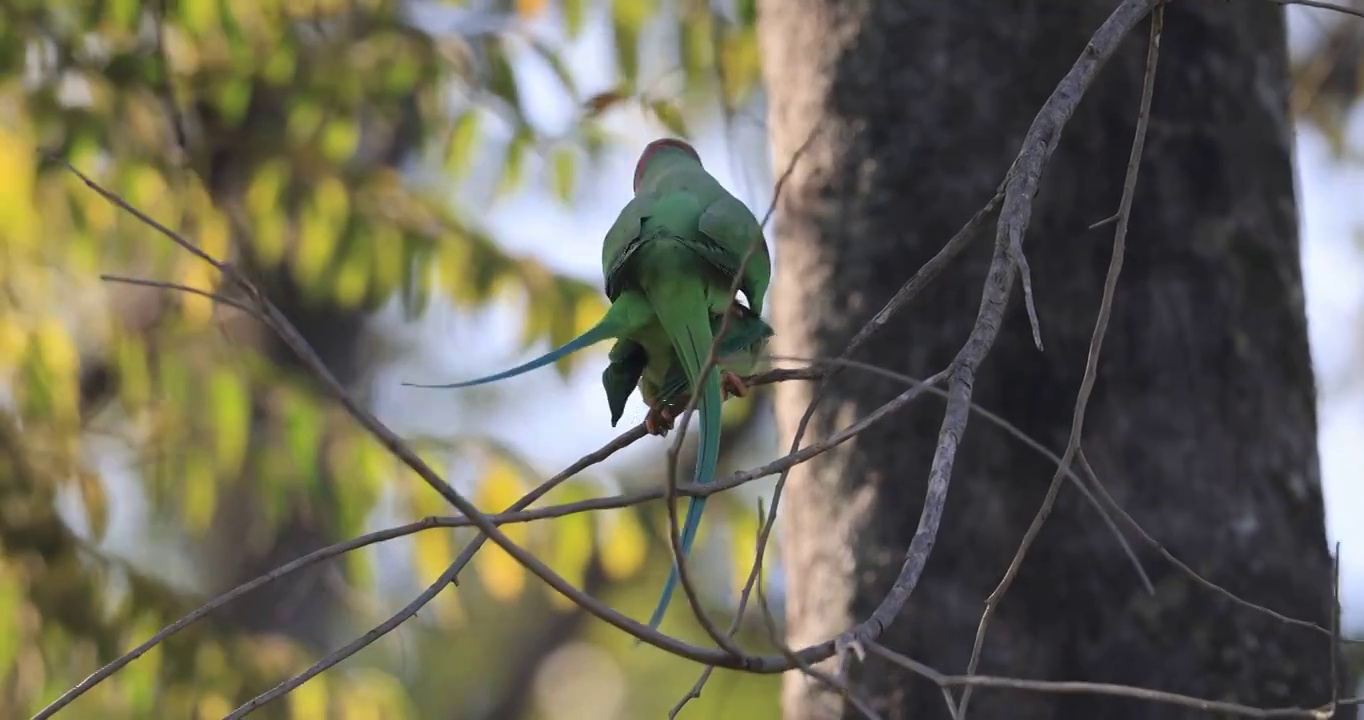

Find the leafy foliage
[[0, 0, 773, 716]]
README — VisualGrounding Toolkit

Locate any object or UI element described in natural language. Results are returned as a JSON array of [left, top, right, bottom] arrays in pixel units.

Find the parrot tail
[[402, 292, 652, 390], [643, 276, 724, 632]]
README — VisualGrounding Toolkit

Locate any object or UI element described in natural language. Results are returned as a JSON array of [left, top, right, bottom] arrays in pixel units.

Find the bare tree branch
[[867, 641, 1357, 719], [959, 4, 1164, 715], [827, 0, 1163, 669]]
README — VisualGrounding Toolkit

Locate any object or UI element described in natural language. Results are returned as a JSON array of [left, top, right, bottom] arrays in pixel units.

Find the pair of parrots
[[408, 139, 772, 631]]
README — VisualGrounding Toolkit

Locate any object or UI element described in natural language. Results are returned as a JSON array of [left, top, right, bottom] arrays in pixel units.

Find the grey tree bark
[[757, 2, 1339, 718]]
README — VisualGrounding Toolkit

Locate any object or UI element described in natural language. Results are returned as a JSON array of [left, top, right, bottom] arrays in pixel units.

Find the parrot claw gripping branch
[[405, 138, 773, 632]]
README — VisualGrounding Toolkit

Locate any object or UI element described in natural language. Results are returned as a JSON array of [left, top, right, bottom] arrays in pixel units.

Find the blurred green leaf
[[484, 37, 521, 112], [611, 0, 653, 89], [121, 616, 164, 714], [564, 0, 587, 38], [551, 145, 577, 204], [0, 564, 21, 681], [496, 130, 532, 197], [213, 77, 253, 127], [445, 110, 482, 179], [474, 460, 527, 600], [75, 467, 109, 542], [529, 39, 579, 100], [599, 509, 648, 581], [182, 453, 218, 533], [208, 367, 250, 477], [544, 483, 595, 611], [287, 669, 329, 719], [649, 99, 689, 138]]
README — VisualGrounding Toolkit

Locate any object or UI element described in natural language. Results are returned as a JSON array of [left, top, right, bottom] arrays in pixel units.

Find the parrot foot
[[721, 370, 749, 399], [645, 405, 676, 436]]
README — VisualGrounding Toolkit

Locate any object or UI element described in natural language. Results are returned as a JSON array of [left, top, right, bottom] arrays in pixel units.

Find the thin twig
[[831, 0, 1164, 673], [1074, 450, 1346, 641], [99, 274, 258, 317], [752, 504, 885, 720], [38, 422, 644, 719], [1259, 0, 1364, 21], [225, 558, 464, 719], [675, 184, 1005, 715], [46, 157, 853, 705], [869, 641, 1354, 719], [959, 5, 1162, 714], [225, 424, 643, 716], [766, 355, 1152, 596], [658, 120, 823, 649]]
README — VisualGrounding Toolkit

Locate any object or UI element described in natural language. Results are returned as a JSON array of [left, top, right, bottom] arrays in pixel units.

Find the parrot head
[[633, 138, 701, 191]]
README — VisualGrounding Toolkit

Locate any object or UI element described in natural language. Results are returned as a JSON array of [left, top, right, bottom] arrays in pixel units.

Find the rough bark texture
[[757, 2, 1339, 718]]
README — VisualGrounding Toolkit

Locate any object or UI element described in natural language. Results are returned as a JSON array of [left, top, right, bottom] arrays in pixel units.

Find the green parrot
[[404, 138, 772, 630], [601, 304, 773, 434]]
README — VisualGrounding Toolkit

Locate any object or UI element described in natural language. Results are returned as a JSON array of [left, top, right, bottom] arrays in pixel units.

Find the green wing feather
[[605, 152, 774, 630], [602, 339, 648, 427]]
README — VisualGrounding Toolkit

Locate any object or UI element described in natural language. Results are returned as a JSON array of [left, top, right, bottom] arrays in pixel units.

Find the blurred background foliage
[[0, 0, 1360, 718], [0, 0, 778, 717]]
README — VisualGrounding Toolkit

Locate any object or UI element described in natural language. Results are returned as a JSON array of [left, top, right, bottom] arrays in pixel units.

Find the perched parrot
[[601, 304, 773, 434], [404, 138, 772, 630]]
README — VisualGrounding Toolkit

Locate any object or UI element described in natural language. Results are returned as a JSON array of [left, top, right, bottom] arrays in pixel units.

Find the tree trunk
[[757, 2, 1339, 718]]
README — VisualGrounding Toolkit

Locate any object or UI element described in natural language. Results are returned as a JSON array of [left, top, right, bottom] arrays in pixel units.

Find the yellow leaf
[[573, 292, 607, 337], [76, 466, 109, 542], [474, 459, 526, 600], [649, 100, 689, 138], [246, 162, 290, 266], [287, 671, 328, 720], [370, 225, 404, 295], [406, 449, 448, 517], [179, 0, 222, 36], [546, 509, 592, 611], [413, 529, 451, 585], [197, 202, 231, 261], [719, 27, 761, 106], [178, 260, 218, 326], [0, 563, 23, 681], [296, 207, 336, 289], [314, 175, 351, 225], [0, 315, 29, 369], [346, 549, 374, 590], [514, 0, 548, 18], [207, 367, 249, 476], [611, 0, 656, 88], [195, 693, 233, 720], [287, 101, 325, 143], [181, 455, 218, 533], [352, 435, 392, 496], [0, 123, 38, 252], [320, 119, 360, 162], [444, 111, 481, 179], [551, 146, 576, 204], [34, 319, 77, 376], [564, 0, 586, 37], [341, 669, 415, 720], [496, 132, 531, 198], [123, 615, 165, 713], [412, 528, 464, 624], [730, 505, 759, 594], [33, 319, 79, 424], [247, 161, 290, 220], [124, 165, 170, 217], [599, 509, 647, 581]]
